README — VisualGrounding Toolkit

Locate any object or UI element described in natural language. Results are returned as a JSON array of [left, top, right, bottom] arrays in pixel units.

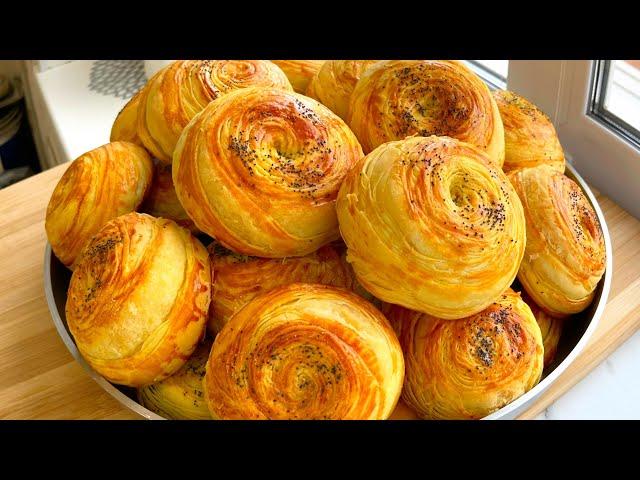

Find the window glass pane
[[603, 60, 640, 131], [473, 60, 509, 81], [463, 60, 509, 90]]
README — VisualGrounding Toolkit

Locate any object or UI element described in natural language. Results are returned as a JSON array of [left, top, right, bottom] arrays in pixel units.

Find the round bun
[[173, 86, 363, 258], [45, 142, 153, 269], [521, 291, 563, 369], [140, 162, 199, 234], [138, 339, 212, 420], [137, 60, 292, 164], [306, 60, 380, 120], [110, 89, 144, 146], [493, 90, 565, 173], [271, 60, 325, 93], [348, 60, 504, 165], [204, 283, 404, 419], [508, 165, 606, 317], [336, 135, 525, 319], [389, 289, 544, 419], [66, 212, 211, 387], [207, 243, 356, 334]]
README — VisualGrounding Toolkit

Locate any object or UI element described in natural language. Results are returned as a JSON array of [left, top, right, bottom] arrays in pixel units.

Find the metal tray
[[44, 162, 613, 420]]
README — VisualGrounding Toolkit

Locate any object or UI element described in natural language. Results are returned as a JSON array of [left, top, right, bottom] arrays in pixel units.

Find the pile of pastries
[[45, 60, 607, 420]]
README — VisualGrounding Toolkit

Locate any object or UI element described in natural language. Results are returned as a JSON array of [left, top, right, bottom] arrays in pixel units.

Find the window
[[465, 60, 509, 90], [506, 60, 640, 219], [590, 60, 640, 149]]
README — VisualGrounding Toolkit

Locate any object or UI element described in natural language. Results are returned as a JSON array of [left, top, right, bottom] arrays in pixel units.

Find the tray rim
[[43, 161, 613, 420]]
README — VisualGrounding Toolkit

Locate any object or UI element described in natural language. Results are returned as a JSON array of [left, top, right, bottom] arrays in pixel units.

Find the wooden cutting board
[[1, 162, 639, 420]]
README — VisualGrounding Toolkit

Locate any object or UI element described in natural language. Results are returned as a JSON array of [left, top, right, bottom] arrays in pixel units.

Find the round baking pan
[[44, 161, 613, 420]]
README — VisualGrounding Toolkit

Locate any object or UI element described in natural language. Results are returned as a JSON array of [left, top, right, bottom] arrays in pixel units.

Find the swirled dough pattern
[[173, 86, 363, 257], [45, 141, 153, 269], [306, 60, 380, 120], [389, 289, 543, 419], [336, 135, 525, 319], [348, 60, 504, 166], [66, 212, 211, 387], [493, 90, 565, 173], [137, 60, 292, 163], [508, 165, 606, 317], [138, 339, 212, 419], [204, 283, 404, 419]]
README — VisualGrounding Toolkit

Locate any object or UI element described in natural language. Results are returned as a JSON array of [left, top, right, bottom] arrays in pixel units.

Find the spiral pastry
[[493, 90, 565, 173], [389, 289, 544, 419], [173, 86, 363, 258], [45, 142, 153, 269], [138, 339, 212, 420], [508, 165, 606, 317], [306, 60, 381, 121], [204, 283, 404, 419], [110, 88, 144, 146], [66, 212, 211, 387], [336, 135, 525, 319], [137, 60, 292, 164], [207, 243, 356, 335], [521, 291, 563, 369], [140, 162, 199, 234], [348, 60, 505, 165], [272, 60, 325, 93]]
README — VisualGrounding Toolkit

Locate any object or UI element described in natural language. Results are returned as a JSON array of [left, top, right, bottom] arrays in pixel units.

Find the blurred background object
[[0, 66, 40, 186]]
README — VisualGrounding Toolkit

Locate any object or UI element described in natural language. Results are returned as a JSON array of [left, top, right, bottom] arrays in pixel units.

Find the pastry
[[137, 60, 292, 164], [521, 291, 563, 368], [389, 289, 544, 419], [137, 339, 212, 420], [66, 212, 211, 387], [306, 60, 380, 120], [204, 283, 404, 419], [348, 60, 505, 166], [140, 162, 199, 234], [272, 60, 325, 93], [493, 89, 565, 172], [173, 86, 363, 257], [508, 165, 606, 317], [207, 243, 355, 334], [110, 88, 144, 146], [45, 142, 153, 269], [336, 135, 525, 319]]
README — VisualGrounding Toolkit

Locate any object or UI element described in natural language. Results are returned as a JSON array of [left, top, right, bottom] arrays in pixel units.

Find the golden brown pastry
[[521, 291, 563, 369], [110, 88, 144, 146], [306, 60, 380, 120], [66, 212, 211, 387], [138, 339, 212, 420], [271, 60, 325, 93], [389, 289, 544, 419], [508, 165, 606, 317], [204, 283, 404, 419], [173, 86, 363, 258], [336, 135, 525, 319], [493, 90, 565, 173], [45, 142, 153, 269], [348, 60, 505, 166], [137, 60, 292, 164], [140, 162, 198, 234], [207, 243, 355, 335]]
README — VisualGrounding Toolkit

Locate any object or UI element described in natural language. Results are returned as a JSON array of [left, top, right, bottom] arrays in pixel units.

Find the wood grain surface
[[1, 163, 638, 420]]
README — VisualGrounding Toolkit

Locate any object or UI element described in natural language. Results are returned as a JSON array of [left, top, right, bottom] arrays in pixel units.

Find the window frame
[[506, 60, 640, 220], [589, 60, 640, 150]]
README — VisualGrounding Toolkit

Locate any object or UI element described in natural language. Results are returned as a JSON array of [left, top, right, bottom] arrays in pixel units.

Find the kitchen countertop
[[1, 162, 639, 419]]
